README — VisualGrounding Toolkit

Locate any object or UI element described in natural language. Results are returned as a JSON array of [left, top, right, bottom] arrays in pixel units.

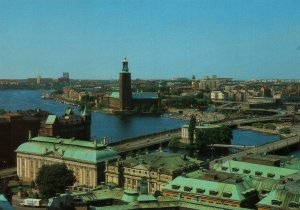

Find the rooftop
[[213, 160, 299, 180], [163, 176, 255, 202], [16, 136, 119, 164], [119, 152, 202, 174]]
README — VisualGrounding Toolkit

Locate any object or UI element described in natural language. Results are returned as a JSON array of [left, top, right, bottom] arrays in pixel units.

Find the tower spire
[[122, 57, 129, 72]]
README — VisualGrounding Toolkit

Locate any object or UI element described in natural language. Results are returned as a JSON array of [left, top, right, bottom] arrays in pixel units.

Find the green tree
[[279, 127, 291, 134], [36, 163, 76, 198], [264, 123, 276, 130], [188, 115, 196, 144], [252, 122, 263, 128], [149, 104, 157, 113], [194, 126, 232, 152]]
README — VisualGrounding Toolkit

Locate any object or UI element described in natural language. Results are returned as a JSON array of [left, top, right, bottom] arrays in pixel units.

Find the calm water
[[232, 129, 280, 146], [1, 90, 280, 146], [0, 90, 185, 143]]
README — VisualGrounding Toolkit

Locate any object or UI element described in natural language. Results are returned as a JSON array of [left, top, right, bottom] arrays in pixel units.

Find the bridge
[[209, 144, 255, 150], [222, 113, 292, 127], [209, 135, 300, 168], [110, 114, 294, 155], [110, 128, 181, 154]]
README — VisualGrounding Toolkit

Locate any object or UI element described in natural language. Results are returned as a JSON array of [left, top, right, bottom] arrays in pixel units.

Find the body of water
[[0, 90, 281, 146], [0, 90, 184, 143], [232, 129, 280, 146]]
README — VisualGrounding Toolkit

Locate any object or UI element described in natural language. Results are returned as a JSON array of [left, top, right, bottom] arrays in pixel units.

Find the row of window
[[271, 200, 299, 208], [171, 185, 232, 198], [221, 166, 280, 178]]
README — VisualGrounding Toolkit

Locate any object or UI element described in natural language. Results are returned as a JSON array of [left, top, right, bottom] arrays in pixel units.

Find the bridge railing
[[109, 127, 181, 146]]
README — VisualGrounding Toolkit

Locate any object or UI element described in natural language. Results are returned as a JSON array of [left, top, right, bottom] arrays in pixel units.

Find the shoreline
[[237, 125, 279, 135]]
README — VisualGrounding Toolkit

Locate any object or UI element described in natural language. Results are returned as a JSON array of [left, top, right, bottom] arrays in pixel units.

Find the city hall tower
[[119, 57, 132, 110]]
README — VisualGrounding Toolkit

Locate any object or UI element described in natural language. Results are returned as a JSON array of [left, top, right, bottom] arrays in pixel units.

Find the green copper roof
[[28, 136, 105, 149], [0, 194, 13, 210], [213, 160, 299, 180], [110, 92, 120, 99], [16, 137, 119, 164], [251, 177, 279, 195], [45, 115, 57, 125], [120, 151, 202, 174], [137, 194, 157, 202], [257, 189, 300, 209], [163, 176, 254, 202]]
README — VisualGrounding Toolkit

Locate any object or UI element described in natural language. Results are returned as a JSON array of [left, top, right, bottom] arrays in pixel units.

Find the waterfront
[[0, 90, 185, 142], [0, 90, 282, 145]]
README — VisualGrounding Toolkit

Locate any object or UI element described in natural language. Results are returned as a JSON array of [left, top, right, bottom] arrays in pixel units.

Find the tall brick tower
[[119, 57, 132, 110]]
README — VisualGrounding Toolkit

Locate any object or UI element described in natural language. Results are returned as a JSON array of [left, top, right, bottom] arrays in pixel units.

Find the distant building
[[103, 58, 161, 114], [58, 72, 70, 83], [193, 75, 221, 91], [105, 151, 202, 194], [16, 136, 119, 187], [39, 107, 91, 140], [0, 110, 48, 166]]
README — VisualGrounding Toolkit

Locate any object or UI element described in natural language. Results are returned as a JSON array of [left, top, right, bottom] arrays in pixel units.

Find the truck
[[20, 198, 42, 207]]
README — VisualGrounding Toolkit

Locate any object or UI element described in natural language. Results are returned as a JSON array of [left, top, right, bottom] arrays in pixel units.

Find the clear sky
[[0, 0, 299, 80]]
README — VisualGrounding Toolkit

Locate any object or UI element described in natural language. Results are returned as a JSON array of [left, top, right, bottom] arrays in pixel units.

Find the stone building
[[39, 107, 91, 140], [105, 151, 202, 194], [16, 136, 119, 187]]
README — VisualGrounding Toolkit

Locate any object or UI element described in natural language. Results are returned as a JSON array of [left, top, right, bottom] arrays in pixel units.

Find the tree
[[188, 115, 196, 144], [279, 127, 291, 134], [194, 126, 232, 152], [149, 104, 157, 113], [36, 163, 76, 198]]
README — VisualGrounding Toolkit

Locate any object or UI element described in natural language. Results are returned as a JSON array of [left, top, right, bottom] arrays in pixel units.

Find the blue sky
[[0, 0, 299, 80]]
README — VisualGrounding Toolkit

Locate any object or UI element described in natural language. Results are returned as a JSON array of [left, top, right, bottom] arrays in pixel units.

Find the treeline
[[164, 96, 208, 109]]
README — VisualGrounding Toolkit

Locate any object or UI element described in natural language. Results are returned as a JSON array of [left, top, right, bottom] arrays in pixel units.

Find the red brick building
[[0, 110, 48, 167], [38, 107, 91, 140]]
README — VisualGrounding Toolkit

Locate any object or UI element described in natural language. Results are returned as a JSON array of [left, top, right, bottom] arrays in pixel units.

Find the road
[[209, 134, 300, 168], [112, 131, 181, 153]]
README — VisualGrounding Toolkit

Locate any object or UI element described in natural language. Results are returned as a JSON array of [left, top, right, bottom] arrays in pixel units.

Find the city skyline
[[0, 0, 300, 80]]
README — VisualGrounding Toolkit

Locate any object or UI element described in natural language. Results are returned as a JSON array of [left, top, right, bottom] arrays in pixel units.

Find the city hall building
[[16, 136, 119, 187], [103, 58, 161, 114]]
